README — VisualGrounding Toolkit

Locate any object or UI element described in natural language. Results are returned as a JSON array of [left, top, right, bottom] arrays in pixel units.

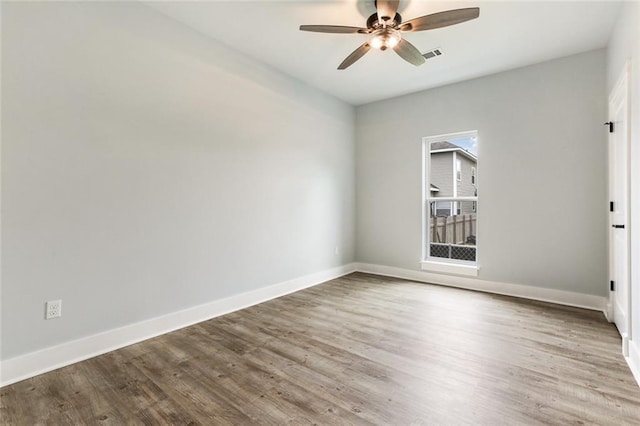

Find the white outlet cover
[[46, 300, 62, 319]]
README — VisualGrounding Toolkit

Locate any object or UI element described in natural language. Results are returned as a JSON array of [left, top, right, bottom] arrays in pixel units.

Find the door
[[608, 63, 630, 355]]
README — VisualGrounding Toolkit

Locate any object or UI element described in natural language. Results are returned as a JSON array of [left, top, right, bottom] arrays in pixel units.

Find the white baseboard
[[0, 263, 357, 387], [604, 301, 614, 322], [627, 339, 640, 388], [355, 263, 607, 313], [0, 262, 616, 388]]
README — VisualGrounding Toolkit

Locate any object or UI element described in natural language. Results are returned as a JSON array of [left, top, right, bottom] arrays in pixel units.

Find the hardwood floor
[[2, 273, 639, 425]]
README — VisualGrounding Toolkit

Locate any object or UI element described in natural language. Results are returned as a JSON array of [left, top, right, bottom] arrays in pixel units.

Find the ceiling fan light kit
[[370, 28, 402, 50], [299, 1, 479, 69]]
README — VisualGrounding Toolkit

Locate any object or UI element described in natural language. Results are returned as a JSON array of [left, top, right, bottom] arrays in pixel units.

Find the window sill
[[420, 261, 479, 277]]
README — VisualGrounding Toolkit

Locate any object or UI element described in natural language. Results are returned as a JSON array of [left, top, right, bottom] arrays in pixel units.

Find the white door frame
[[607, 61, 632, 356]]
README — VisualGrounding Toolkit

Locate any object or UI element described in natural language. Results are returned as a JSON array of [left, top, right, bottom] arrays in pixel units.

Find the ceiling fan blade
[[376, 0, 399, 24], [392, 38, 426, 66], [300, 25, 370, 34], [400, 8, 480, 32], [338, 42, 371, 70]]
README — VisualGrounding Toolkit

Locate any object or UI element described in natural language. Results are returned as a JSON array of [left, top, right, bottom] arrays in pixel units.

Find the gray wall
[[607, 2, 640, 348], [1, 2, 355, 360], [356, 49, 607, 296]]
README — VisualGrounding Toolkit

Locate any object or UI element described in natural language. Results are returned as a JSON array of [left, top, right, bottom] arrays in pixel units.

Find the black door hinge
[[612, 224, 625, 229], [610, 280, 615, 291], [605, 122, 614, 133], [610, 201, 614, 212]]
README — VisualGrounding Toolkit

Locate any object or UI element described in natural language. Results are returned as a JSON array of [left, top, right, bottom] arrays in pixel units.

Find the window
[[422, 131, 478, 274]]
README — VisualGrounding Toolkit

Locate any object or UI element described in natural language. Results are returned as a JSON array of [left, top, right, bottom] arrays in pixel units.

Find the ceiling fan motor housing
[[366, 12, 402, 29]]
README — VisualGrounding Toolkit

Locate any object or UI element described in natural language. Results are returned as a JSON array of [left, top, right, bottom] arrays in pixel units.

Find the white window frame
[[456, 158, 462, 181], [422, 130, 479, 276]]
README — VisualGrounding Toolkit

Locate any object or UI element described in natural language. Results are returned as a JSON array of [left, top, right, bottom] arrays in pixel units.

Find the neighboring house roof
[[431, 141, 477, 162], [431, 141, 461, 151], [430, 184, 440, 192]]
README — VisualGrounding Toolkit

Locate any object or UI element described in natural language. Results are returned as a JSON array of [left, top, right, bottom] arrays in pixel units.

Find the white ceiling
[[146, 1, 622, 105]]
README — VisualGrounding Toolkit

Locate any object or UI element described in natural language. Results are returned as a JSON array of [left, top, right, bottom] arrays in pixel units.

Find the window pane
[[429, 139, 477, 198], [428, 201, 477, 262], [424, 132, 477, 266]]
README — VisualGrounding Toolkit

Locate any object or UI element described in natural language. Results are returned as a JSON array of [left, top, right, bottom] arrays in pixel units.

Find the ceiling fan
[[299, 1, 479, 70]]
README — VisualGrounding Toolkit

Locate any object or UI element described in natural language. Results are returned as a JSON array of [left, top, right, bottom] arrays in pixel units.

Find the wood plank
[[1, 273, 639, 424]]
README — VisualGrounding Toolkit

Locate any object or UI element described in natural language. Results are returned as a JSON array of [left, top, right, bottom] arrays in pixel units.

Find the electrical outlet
[[45, 300, 62, 319]]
